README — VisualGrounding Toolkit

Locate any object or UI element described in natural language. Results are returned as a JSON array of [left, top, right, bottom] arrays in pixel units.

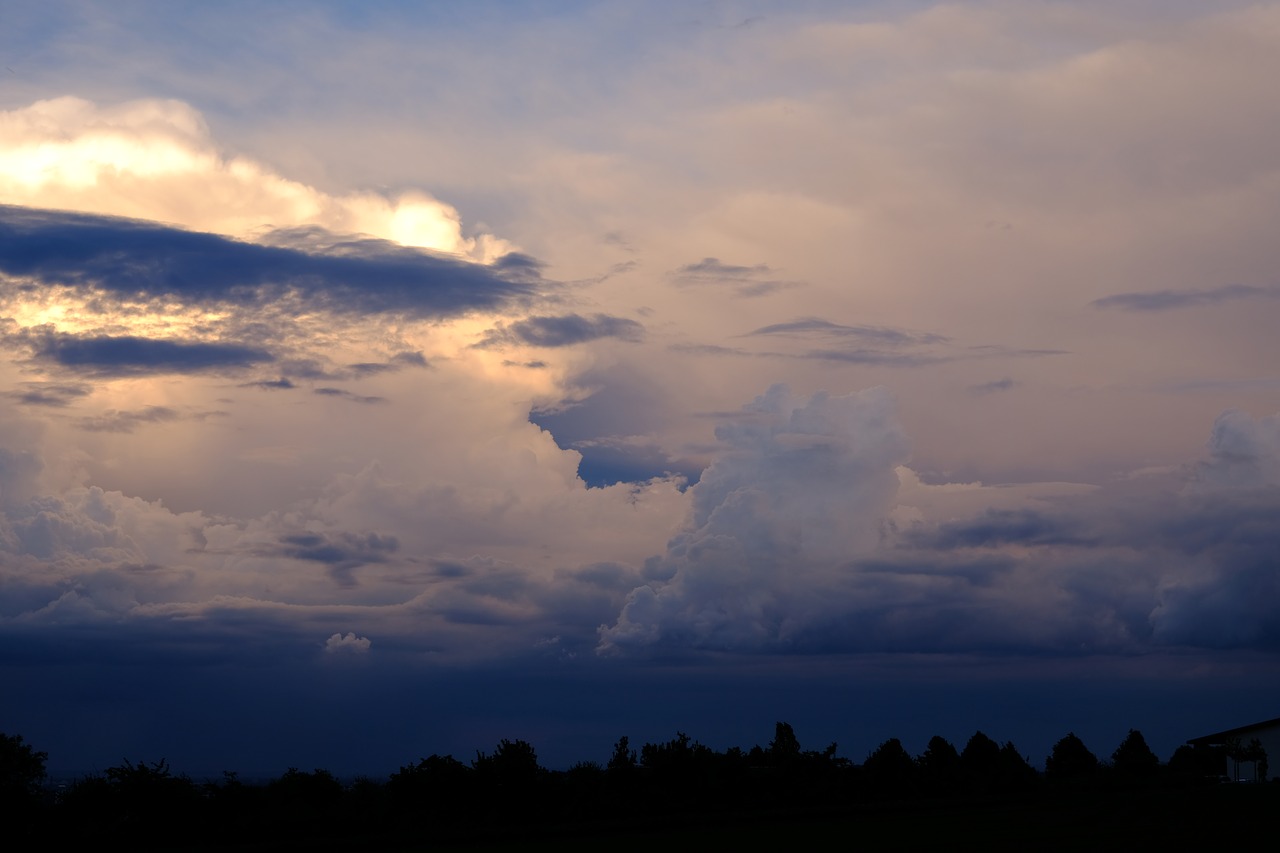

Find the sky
[[2, 0, 1280, 778]]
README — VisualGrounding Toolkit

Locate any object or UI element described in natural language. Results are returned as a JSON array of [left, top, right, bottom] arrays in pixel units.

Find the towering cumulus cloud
[[0, 97, 510, 261], [599, 384, 909, 652]]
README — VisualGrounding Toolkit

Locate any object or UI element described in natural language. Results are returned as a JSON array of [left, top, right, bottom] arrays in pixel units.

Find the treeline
[[0, 725, 1253, 848]]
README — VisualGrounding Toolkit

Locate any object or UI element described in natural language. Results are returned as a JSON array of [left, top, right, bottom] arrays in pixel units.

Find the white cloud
[[324, 631, 371, 654], [599, 384, 909, 652], [0, 96, 512, 261]]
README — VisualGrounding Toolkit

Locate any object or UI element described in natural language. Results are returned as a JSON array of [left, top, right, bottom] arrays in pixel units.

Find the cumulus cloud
[[324, 632, 372, 654], [599, 384, 909, 652], [0, 97, 512, 261], [1193, 409, 1280, 491]]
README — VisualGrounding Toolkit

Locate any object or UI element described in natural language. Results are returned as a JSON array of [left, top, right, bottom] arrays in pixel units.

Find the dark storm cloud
[[475, 313, 644, 348], [1091, 284, 1277, 311], [905, 509, 1097, 549], [268, 532, 400, 587], [19, 330, 273, 376], [566, 438, 702, 488], [276, 532, 400, 566], [0, 205, 540, 318], [671, 257, 799, 297]]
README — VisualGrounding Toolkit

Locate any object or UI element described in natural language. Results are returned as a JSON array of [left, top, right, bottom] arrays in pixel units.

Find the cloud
[[5, 382, 92, 406], [313, 387, 387, 405], [671, 257, 799, 297], [15, 329, 273, 376], [599, 384, 909, 653], [76, 405, 181, 433], [475, 313, 644, 349], [1091, 284, 1277, 311], [0, 205, 540, 320], [969, 378, 1016, 395], [324, 632, 372, 654], [1193, 409, 1280, 491], [240, 377, 295, 390], [0, 96, 512, 262], [745, 318, 947, 346]]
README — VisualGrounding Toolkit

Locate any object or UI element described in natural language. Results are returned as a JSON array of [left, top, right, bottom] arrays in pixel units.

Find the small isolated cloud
[[736, 317, 953, 367], [76, 405, 181, 433], [969, 377, 1016, 395], [1091, 284, 1277, 311], [313, 387, 387, 405], [324, 632, 371, 655], [345, 351, 429, 377], [475, 313, 644, 349], [240, 377, 295, 390], [671, 257, 799, 297], [5, 382, 92, 406], [745, 318, 946, 346]]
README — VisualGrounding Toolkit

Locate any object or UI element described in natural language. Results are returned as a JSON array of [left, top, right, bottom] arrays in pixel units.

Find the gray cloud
[[76, 406, 181, 433], [969, 378, 1016, 395], [0, 205, 540, 319], [1092, 284, 1277, 311], [18, 330, 273, 376], [5, 382, 92, 407], [599, 384, 910, 653], [476, 313, 644, 348], [313, 387, 387, 404], [671, 257, 799, 297], [746, 318, 947, 346], [240, 377, 296, 390]]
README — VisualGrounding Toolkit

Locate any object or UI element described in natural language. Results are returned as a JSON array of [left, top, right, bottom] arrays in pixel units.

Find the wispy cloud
[[76, 405, 181, 433], [1092, 284, 1277, 311], [670, 257, 800, 297]]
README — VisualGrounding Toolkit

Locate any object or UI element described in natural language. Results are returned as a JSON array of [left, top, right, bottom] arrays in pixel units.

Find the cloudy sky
[[3, 0, 1280, 777]]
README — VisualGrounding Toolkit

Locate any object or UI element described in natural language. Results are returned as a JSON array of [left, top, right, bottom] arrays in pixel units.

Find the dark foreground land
[[216, 784, 1275, 852], [5, 726, 1273, 850]]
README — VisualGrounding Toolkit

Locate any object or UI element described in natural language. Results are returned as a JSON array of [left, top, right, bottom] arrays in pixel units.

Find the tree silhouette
[[607, 736, 637, 773], [917, 735, 960, 793], [1111, 729, 1160, 779], [769, 721, 802, 763], [473, 739, 541, 787], [863, 737, 915, 794], [960, 731, 1002, 789], [0, 732, 46, 803], [1045, 732, 1100, 782], [0, 732, 47, 841]]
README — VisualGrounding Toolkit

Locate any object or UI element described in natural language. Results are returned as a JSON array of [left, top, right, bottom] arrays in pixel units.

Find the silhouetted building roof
[[1187, 716, 1280, 746]]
